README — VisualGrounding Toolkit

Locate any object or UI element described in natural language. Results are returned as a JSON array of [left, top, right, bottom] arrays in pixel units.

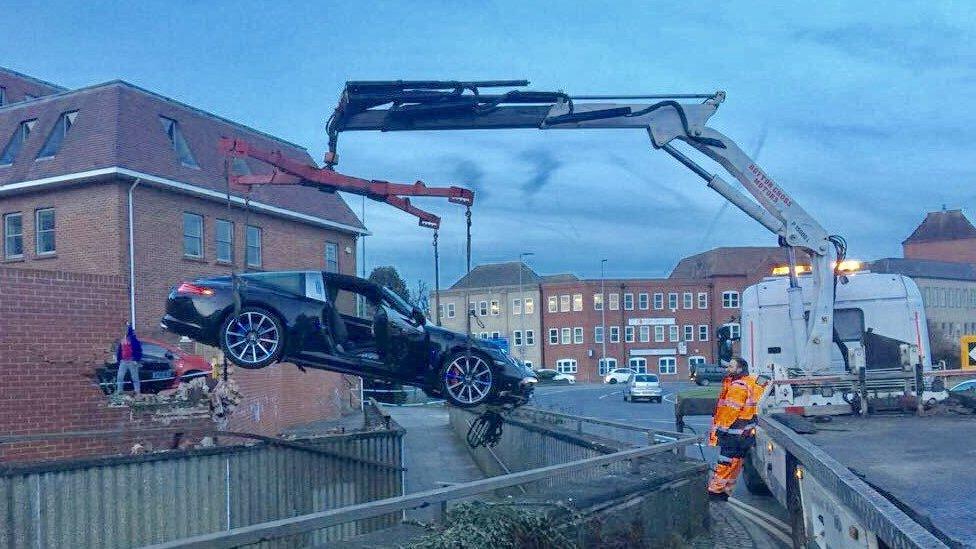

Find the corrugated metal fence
[[0, 430, 403, 549]]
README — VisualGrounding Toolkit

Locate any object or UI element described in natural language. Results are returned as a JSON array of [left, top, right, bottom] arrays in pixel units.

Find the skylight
[[159, 116, 199, 168], [36, 111, 78, 159], [0, 119, 37, 166]]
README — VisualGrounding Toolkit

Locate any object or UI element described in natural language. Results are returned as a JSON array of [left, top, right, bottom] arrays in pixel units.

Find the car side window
[[141, 343, 168, 359], [306, 272, 326, 301]]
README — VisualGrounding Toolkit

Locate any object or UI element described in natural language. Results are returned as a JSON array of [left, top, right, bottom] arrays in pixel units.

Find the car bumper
[[160, 314, 206, 342], [628, 391, 662, 398]]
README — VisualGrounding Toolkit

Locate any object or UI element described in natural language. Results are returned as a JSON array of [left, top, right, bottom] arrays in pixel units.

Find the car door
[[376, 288, 427, 377]]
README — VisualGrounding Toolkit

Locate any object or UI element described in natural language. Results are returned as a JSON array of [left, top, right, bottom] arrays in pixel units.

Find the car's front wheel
[[220, 307, 285, 369], [438, 351, 495, 408]]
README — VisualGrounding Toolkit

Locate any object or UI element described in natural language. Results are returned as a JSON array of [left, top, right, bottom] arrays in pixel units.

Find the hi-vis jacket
[[708, 375, 765, 446]]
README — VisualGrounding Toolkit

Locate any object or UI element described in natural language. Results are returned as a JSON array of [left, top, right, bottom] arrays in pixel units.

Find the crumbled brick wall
[[904, 238, 976, 266]]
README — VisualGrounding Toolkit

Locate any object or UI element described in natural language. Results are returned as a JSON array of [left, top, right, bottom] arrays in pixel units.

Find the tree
[[414, 280, 431, 318], [368, 266, 411, 302]]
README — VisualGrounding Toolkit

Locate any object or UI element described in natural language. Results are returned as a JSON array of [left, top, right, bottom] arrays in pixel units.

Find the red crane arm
[[217, 137, 474, 229]]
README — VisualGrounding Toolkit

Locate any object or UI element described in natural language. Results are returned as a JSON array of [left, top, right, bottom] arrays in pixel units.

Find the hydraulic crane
[[322, 80, 847, 376]]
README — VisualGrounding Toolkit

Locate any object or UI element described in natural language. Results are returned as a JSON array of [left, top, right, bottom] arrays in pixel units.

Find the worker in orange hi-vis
[[707, 356, 766, 501]]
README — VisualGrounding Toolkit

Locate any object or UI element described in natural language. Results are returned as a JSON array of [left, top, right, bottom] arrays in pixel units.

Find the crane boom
[[326, 80, 843, 374]]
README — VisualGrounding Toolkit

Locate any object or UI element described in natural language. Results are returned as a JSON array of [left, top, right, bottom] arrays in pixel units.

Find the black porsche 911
[[161, 271, 536, 408]]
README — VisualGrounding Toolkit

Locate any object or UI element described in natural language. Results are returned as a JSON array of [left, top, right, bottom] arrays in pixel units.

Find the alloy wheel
[[224, 311, 280, 365], [443, 354, 493, 405]]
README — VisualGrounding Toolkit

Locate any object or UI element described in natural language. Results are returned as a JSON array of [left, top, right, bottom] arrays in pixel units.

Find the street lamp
[[600, 259, 608, 377], [518, 252, 535, 363]]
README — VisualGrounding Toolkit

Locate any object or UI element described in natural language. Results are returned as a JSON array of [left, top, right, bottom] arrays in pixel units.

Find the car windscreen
[[141, 343, 170, 359], [381, 286, 415, 317], [244, 272, 305, 295], [634, 374, 658, 382]]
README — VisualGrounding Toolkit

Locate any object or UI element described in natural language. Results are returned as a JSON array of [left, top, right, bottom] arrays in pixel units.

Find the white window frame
[[556, 359, 578, 374], [638, 293, 649, 310], [182, 212, 203, 259], [560, 295, 570, 312], [609, 293, 620, 311], [594, 326, 604, 343], [624, 293, 634, 310], [572, 293, 583, 311], [3, 211, 23, 259], [215, 219, 234, 263], [593, 293, 604, 311], [491, 331, 500, 340], [479, 300, 488, 316], [683, 324, 694, 342], [561, 327, 572, 345], [548, 296, 558, 312], [639, 325, 650, 342], [698, 324, 709, 342], [722, 291, 740, 308], [609, 326, 620, 343], [724, 322, 741, 340], [512, 298, 522, 315], [524, 298, 534, 315], [654, 325, 665, 343], [697, 292, 708, 309], [624, 325, 635, 342], [446, 303, 456, 318], [549, 328, 559, 344], [689, 356, 706, 368], [658, 356, 677, 375], [668, 293, 678, 310], [668, 324, 679, 342], [525, 330, 535, 346], [598, 357, 617, 376], [513, 330, 522, 346], [490, 299, 500, 316], [653, 293, 664, 310], [683, 292, 693, 309], [573, 327, 584, 344], [628, 357, 648, 374], [324, 241, 339, 272], [245, 225, 262, 267]]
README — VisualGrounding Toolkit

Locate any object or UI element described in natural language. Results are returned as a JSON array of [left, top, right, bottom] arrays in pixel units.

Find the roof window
[[36, 111, 78, 159], [0, 119, 37, 165], [159, 116, 199, 168]]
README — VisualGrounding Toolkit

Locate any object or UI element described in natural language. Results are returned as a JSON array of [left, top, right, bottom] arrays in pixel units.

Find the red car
[[96, 338, 212, 394]]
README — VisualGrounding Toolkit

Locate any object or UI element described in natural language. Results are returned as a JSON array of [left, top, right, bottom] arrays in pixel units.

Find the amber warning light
[[771, 260, 863, 276], [176, 282, 215, 297]]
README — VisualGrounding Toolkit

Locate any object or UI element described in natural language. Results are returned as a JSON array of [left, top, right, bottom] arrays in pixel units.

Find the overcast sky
[[4, 1, 974, 289]]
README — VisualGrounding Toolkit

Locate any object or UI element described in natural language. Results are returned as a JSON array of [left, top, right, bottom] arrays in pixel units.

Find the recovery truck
[[257, 80, 969, 547]]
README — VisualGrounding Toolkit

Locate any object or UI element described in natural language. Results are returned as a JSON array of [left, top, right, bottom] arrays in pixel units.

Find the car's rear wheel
[[220, 307, 285, 369], [438, 351, 495, 408]]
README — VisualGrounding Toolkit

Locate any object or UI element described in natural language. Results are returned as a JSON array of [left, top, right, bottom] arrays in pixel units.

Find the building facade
[[870, 258, 976, 339], [902, 209, 976, 266]]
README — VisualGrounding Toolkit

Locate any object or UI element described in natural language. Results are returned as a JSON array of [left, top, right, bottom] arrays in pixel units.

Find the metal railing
[[145, 408, 700, 549]]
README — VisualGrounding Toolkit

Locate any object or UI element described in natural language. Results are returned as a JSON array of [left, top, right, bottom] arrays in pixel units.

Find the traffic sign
[[962, 335, 976, 369]]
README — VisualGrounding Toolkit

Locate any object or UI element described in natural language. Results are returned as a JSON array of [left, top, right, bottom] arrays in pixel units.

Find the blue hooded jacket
[[116, 326, 143, 362]]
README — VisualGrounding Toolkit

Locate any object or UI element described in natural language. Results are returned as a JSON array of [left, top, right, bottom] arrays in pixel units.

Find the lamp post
[[600, 259, 608, 377], [518, 252, 534, 362]]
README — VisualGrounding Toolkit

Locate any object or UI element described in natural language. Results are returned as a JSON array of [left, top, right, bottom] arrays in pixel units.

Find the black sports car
[[161, 271, 536, 408]]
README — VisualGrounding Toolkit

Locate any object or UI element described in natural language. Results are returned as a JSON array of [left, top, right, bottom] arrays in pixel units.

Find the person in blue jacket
[[115, 322, 144, 395]]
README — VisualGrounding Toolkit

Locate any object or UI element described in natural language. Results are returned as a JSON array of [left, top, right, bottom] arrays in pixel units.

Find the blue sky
[[3, 1, 974, 290]]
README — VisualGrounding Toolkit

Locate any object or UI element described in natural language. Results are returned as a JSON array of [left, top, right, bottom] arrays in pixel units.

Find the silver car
[[623, 373, 662, 403]]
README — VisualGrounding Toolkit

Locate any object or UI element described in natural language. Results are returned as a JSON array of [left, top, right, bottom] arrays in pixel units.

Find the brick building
[[902, 208, 976, 266], [0, 67, 366, 460]]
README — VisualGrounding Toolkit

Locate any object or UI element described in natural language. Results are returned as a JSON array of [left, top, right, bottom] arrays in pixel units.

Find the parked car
[[161, 271, 537, 408], [94, 339, 211, 395], [604, 368, 636, 384], [533, 369, 576, 384], [950, 379, 976, 392], [623, 373, 663, 403], [690, 364, 727, 386]]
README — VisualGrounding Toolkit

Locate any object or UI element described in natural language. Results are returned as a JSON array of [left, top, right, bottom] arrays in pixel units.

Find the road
[[530, 381, 792, 539]]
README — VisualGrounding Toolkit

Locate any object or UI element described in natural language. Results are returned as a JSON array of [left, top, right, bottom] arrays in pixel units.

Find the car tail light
[[176, 282, 215, 297]]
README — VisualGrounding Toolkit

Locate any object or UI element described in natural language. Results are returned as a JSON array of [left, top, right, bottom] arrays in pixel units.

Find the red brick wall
[[0, 267, 211, 462], [904, 238, 976, 266], [228, 366, 356, 434]]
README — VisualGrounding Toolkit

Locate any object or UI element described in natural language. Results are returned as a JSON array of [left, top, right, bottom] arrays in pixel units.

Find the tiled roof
[[669, 246, 792, 279], [0, 67, 66, 105], [449, 262, 542, 289], [0, 78, 364, 232], [540, 273, 579, 283], [869, 258, 976, 282], [903, 209, 976, 244]]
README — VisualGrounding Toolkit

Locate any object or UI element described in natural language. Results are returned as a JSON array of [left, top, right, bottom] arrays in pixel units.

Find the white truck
[[322, 80, 971, 548]]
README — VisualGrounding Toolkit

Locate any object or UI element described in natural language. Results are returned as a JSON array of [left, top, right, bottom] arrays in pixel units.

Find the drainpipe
[[128, 178, 142, 326]]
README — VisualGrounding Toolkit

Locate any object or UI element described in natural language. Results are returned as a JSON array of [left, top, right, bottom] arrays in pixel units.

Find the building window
[[654, 325, 665, 342], [512, 298, 522, 315], [479, 301, 488, 316], [3, 212, 23, 258], [625, 325, 635, 343], [481, 332, 489, 339], [246, 225, 262, 267], [698, 325, 709, 341], [722, 291, 740, 308], [524, 298, 534, 314], [0, 119, 37, 165], [684, 324, 694, 342], [639, 325, 650, 342], [624, 293, 634, 310], [683, 292, 693, 309], [638, 293, 649, 310], [491, 331, 500, 340], [34, 208, 55, 255], [610, 326, 620, 343], [549, 328, 559, 344], [598, 358, 617, 376], [669, 325, 679, 342], [548, 296, 558, 312], [513, 330, 523, 346], [658, 357, 677, 375], [689, 356, 706, 369], [629, 357, 648, 374], [159, 116, 199, 168], [724, 322, 741, 340], [593, 293, 604, 310], [36, 111, 78, 159], [446, 303, 456, 318], [698, 292, 708, 309], [325, 241, 339, 272], [490, 299, 500, 315], [469, 302, 476, 316], [573, 327, 584, 344], [560, 295, 570, 312], [668, 293, 678, 309], [653, 293, 664, 310], [561, 328, 571, 344], [595, 326, 604, 343], [182, 213, 203, 258], [525, 330, 535, 345], [556, 359, 578, 374], [572, 293, 583, 311], [609, 293, 620, 310], [215, 219, 234, 263], [523, 360, 533, 369]]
